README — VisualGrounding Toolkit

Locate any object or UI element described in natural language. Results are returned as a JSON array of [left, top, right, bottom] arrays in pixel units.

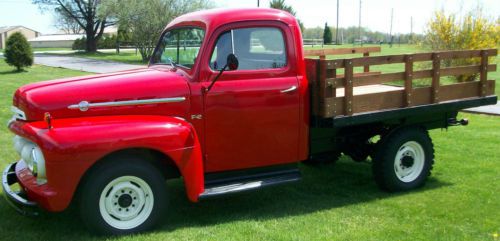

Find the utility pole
[[389, 8, 393, 48], [257, 0, 259, 7], [335, 0, 339, 45], [358, 0, 362, 46], [410, 16, 413, 44]]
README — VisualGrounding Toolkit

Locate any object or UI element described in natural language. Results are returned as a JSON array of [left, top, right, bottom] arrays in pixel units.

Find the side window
[[210, 27, 287, 71]]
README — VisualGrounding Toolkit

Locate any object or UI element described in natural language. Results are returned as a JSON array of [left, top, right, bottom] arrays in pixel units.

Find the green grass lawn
[[0, 47, 499, 240]]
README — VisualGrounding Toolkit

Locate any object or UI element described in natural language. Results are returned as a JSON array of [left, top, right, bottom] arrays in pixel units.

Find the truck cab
[[2, 8, 496, 235]]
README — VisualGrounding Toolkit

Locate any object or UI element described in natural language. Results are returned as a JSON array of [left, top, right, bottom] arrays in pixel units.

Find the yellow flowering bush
[[423, 10, 499, 81]]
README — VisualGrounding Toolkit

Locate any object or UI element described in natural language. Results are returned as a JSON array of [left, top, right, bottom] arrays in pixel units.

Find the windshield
[[151, 27, 205, 69]]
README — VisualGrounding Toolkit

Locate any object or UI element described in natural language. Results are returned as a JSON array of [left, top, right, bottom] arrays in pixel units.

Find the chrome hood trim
[[68, 97, 186, 112]]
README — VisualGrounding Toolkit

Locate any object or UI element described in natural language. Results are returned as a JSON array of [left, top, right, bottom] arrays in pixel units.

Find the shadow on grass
[[0, 69, 27, 75], [0, 158, 450, 240]]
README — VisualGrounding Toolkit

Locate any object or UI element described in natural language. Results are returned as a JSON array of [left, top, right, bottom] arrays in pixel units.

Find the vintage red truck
[[2, 8, 497, 234]]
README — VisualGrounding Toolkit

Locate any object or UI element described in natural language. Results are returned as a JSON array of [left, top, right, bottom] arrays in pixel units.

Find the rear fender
[[10, 115, 204, 210]]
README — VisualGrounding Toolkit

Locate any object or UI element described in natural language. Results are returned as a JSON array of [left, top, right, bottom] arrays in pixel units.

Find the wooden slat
[[404, 55, 414, 106], [353, 89, 404, 113], [329, 64, 496, 89], [344, 60, 354, 115], [431, 53, 441, 103], [328, 71, 382, 87], [325, 59, 344, 69], [304, 46, 381, 56], [351, 55, 406, 67], [331, 72, 404, 88]]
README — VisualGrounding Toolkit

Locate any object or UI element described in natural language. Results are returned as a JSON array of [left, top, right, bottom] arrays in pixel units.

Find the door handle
[[280, 85, 297, 93]]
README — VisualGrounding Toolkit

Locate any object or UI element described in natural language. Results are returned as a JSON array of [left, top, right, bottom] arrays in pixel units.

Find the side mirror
[[205, 54, 239, 93], [226, 53, 239, 70]]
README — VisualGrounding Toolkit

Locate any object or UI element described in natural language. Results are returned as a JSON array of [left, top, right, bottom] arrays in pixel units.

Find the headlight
[[13, 135, 47, 184], [13, 135, 29, 155], [32, 147, 46, 179], [21, 143, 35, 170]]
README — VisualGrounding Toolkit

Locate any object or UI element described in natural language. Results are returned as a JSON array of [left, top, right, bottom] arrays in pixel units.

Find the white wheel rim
[[394, 141, 425, 183], [99, 176, 154, 230]]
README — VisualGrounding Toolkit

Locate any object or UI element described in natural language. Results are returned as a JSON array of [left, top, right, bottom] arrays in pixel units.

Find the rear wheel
[[372, 127, 434, 191], [79, 157, 167, 235]]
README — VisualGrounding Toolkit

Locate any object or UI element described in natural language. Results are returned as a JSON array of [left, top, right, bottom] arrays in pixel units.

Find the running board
[[199, 167, 301, 199]]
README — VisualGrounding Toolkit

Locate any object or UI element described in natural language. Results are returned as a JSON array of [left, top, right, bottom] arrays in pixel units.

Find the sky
[[0, 0, 498, 35]]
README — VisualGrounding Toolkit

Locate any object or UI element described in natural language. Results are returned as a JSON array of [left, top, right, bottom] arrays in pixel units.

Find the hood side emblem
[[78, 101, 90, 112]]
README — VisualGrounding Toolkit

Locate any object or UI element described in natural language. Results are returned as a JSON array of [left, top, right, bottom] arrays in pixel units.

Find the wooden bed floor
[[336, 84, 404, 97]]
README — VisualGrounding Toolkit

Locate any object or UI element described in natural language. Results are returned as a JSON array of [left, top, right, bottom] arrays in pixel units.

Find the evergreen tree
[[323, 22, 332, 44], [4, 32, 33, 71]]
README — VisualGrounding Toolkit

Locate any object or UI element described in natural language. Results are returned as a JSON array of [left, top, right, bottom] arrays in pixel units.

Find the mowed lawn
[[0, 49, 499, 240]]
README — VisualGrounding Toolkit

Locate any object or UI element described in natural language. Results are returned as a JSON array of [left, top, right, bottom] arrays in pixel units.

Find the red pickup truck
[[2, 8, 497, 234]]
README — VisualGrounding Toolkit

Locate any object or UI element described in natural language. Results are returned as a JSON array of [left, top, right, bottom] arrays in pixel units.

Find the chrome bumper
[[2, 162, 38, 216]]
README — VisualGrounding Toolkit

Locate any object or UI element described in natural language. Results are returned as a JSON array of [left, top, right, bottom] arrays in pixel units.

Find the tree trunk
[[86, 34, 98, 52]]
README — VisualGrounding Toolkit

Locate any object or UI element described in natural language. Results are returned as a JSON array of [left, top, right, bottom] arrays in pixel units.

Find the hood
[[14, 68, 191, 121]]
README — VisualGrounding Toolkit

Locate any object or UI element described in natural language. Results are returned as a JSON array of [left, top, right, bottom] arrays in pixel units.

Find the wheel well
[[72, 148, 181, 208], [90, 148, 181, 180]]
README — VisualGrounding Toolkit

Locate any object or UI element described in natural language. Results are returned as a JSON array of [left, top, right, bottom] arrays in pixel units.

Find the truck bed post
[[404, 54, 414, 107], [431, 53, 441, 103], [344, 59, 354, 115], [480, 50, 489, 97]]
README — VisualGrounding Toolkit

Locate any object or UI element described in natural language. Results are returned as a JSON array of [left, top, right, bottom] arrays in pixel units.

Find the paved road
[[33, 54, 144, 73], [463, 101, 500, 116]]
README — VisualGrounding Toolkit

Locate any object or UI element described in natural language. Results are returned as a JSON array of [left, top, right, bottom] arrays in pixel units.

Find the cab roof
[[165, 8, 298, 32]]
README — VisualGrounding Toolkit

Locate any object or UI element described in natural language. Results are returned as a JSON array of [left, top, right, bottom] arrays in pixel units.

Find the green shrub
[[4, 32, 33, 71], [72, 37, 86, 50], [423, 9, 499, 82]]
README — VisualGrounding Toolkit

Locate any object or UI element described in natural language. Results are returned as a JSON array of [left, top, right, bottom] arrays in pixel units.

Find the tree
[[102, 0, 212, 62], [4, 32, 34, 71], [269, 0, 305, 32], [323, 22, 332, 44], [32, 0, 115, 52], [53, 7, 82, 34]]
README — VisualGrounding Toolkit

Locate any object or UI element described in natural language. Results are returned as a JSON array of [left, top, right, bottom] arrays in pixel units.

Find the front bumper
[[2, 162, 38, 216]]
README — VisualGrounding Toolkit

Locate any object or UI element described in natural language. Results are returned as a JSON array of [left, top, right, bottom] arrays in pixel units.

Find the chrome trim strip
[[68, 97, 186, 111]]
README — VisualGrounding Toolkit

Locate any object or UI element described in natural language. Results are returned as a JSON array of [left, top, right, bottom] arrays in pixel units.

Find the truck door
[[202, 22, 301, 172]]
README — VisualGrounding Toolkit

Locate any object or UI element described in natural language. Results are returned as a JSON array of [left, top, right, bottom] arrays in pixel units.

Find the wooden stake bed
[[305, 48, 498, 119]]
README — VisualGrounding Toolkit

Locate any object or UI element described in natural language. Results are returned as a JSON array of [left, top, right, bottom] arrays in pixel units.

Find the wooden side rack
[[305, 48, 497, 118]]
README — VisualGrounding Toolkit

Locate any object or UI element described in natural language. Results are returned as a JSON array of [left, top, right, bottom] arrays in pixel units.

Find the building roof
[[28, 34, 85, 42], [0, 25, 40, 34]]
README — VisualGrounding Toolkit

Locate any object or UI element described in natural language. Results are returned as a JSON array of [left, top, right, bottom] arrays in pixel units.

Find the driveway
[[33, 54, 144, 73]]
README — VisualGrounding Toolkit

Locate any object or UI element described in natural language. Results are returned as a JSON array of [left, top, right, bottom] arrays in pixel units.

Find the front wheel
[[372, 127, 434, 191], [79, 157, 167, 235]]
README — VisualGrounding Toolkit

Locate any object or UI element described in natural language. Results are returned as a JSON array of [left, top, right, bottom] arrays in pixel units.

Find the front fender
[[10, 115, 204, 211]]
